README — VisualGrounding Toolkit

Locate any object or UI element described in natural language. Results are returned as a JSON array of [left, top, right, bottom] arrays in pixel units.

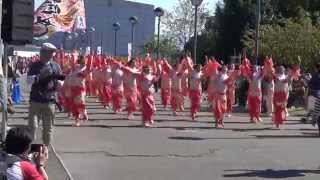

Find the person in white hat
[[27, 42, 65, 146]]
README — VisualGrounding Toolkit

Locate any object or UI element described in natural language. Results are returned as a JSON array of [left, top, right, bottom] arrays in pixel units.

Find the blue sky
[[35, 0, 218, 11]]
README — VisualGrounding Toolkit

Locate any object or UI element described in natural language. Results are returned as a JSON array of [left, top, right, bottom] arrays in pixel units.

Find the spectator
[[305, 63, 320, 115], [312, 90, 320, 127], [2, 127, 48, 180], [308, 63, 320, 96], [287, 76, 307, 108], [27, 43, 65, 145]]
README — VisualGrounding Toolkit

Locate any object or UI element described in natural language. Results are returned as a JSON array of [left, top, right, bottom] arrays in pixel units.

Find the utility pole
[[255, 0, 261, 65]]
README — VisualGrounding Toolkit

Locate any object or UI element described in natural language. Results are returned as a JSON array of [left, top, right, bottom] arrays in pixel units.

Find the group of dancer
[[50, 50, 300, 128]]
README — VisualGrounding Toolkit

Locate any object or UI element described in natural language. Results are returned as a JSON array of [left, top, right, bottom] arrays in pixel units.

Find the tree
[[198, 0, 256, 62], [142, 36, 180, 60], [184, 0, 320, 67], [162, 0, 210, 48], [184, 30, 217, 64], [242, 17, 320, 71]]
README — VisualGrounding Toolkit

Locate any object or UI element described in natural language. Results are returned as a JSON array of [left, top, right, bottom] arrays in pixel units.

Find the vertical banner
[[34, 0, 87, 39], [128, 43, 132, 60]]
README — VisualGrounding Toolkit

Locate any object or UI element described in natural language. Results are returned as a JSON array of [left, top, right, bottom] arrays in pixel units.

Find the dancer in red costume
[[139, 66, 160, 127], [85, 54, 94, 97], [203, 58, 221, 103], [188, 64, 203, 121], [68, 55, 92, 126], [181, 52, 194, 97], [210, 66, 230, 128], [246, 65, 264, 123], [62, 54, 79, 117], [163, 60, 185, 115], [113, 59, 159, 127], [99, 56, 113, 109], [263, 57, 275, 116], [143, 53, 157, 74], [122, 59, 139, 119], [158, 59, 171, 110], [56, 51, 71, 114], [91, 54, 101, 97], [226, 64, 241, 117], [111, 59, 124, 113], [272, 65, 300, 128]]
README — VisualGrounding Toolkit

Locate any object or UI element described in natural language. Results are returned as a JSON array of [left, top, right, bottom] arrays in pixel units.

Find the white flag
[[128, 43, 132, 60]]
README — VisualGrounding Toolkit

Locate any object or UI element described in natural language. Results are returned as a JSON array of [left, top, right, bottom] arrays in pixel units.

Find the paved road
[[9, 76, 320, 180], [53, 97, 320, 180]]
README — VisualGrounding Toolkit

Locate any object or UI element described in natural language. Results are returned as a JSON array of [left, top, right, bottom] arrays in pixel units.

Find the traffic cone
[[11, 80, 21, 104]]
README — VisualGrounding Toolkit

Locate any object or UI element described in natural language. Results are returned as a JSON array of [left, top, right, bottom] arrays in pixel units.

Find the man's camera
[[30, 144, 44, 153]]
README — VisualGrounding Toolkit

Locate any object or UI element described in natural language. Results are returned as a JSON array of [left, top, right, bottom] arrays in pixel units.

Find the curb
[[51, 145, 74, 180]]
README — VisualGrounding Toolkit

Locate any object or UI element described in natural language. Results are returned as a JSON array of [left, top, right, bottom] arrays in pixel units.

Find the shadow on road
[[254, 135, 319, 138], [223, 169, 320, 178], [168, 136, 255, 141]]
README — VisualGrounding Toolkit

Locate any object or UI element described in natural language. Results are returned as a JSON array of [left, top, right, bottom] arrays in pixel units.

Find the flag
[[34, 0, 86, 39]]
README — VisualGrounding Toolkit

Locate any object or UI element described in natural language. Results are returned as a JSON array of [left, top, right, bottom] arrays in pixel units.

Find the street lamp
[[100, 32, 104, 54], [79, 30, 86, 53], [190, 0, 203, 64], [62, 32, 70, 50], [113, 22, 121, 56], [129, 16, 138, 57], [154, 7, 164, 60], [255, 0, 261, 65], [89, 27, 95, 54]]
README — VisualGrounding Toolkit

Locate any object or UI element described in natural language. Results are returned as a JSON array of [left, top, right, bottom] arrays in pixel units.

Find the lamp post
[[62, 32, 69, 50], [113, 22, 121, 56], [64, 33, 72, 51], [100, 32, 103, 54], [80, 30, 86, 53], [190, 0, 203, 64], [129, 16, 138, 57], [154, 7, 164, 60], [254, 0, 261, 65], [89, 27, 95, 54]]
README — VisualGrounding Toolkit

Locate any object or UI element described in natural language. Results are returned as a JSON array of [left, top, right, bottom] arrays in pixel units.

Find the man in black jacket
[[27, 43, 65, 146]]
